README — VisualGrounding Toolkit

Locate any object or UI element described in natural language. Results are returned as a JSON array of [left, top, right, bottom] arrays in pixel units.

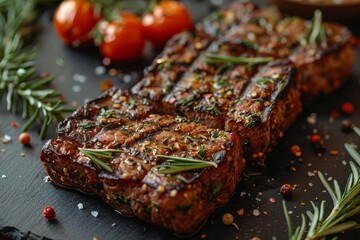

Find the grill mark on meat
[[41, 113, 244, 234]]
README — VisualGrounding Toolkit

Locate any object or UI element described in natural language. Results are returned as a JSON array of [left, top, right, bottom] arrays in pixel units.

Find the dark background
[[1, 0, 360, 239]]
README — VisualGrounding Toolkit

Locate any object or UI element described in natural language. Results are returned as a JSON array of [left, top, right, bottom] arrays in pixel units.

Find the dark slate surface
[[1, 1, 360, 239]]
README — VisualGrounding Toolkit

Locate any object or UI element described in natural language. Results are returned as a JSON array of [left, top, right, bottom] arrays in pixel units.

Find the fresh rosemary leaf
[[354, 127, 360, 137], [282, 126, 360, 240], [308, 10, 326, 46], [0, 0, 72, 138], [79, 148, 122, 172], [345, 143, 360, 166], [152, 155, 217, 175]]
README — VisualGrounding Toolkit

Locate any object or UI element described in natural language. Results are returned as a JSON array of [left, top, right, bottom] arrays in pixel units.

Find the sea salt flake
[[327, 177, 333, 181], [252, 209, 260, 216], [308, 172, 316, 177], [240, 192, 247, 197], [43, 176, 50, 183], [95, 66, 106, 75], [111, 223, 116, 227], [342, 160, 347, 166], [123, 74, 132, 84], [91, 211, 98, 217], [288, 211, 293, 215], [77, 203, 84, 210], [307, 113, 317, 125], [73, 73, 87, 83], [72, 85, 81, 93], [1, 175, 6, 179], [2, 134, 12, 143], [308, 182, 313, 187]]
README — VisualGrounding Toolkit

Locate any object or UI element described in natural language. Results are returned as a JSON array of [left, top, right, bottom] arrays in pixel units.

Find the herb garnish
[[256, 78, 275, 85], [244, 113, 261, 129], [79, 148, 123, 172], [152, 155, 217, 175], [78, 123, 97, 129], [282, 127, 360, 240], [180, 95, 195, 107], [308, 10, 326, 46], [204, 53, 273, 66], [211, 130, 221, 139], [0, 0, 72, 138], [196, 145, 207, 159], [299, 10, 327, 46]]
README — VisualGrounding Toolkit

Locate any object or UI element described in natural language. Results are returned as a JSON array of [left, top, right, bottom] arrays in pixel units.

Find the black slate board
[[1, 1, 360, 239]]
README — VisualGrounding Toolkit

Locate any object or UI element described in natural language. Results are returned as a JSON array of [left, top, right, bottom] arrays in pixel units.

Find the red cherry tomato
[[98, 12, 145, 62], [53, 0, 101, 46], [142, 0, 193, 48]]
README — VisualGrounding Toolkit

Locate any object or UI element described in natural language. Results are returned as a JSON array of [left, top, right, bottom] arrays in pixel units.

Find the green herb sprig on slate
[[204, 53, 273, 66], [281, 127, 360, 240], [79, 148, 123, 173], [0, 0, 72, 138], [152, 155, 217, 175]]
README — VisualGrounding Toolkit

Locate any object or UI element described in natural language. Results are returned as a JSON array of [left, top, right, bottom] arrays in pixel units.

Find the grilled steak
[[41, 94, 244, 235], [40, 0, 355, 236]]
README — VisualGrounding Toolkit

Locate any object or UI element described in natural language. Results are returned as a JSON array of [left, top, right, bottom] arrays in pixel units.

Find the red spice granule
[[331, 111, 340, 118], [310, 134, 321, 143], [11, 121, 19, 128], [43, 206, 56, 220], [269, 197, 276, 204], [40, 71, 50, 78], [280, 184, 293, 199], [341, 102, 355, 115]]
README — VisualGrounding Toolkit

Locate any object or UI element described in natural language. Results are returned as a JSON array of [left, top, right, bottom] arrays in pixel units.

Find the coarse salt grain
[[73, 73, 87, 83], [308, 182, 313, 187], [240, 192, 247, 197], [77, 203, 84, 210], [43, 176, 50, 183], [308, 172, 316, 177], [123, 75, 132, 84], [91, 211, 98, 217], [2, 135, 11, 143], [342, 160, 347, 165], [307, 113, 317, 125], [111, 223, 116, 227], [252, 209, 260, 216], [2, 175, 6, 178], [288, 211, 293, 215], [72, 85, 81, 93], [95, 66, 106, 75]]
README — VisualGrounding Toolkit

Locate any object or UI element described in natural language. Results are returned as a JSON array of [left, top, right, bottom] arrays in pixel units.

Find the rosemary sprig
[[79, 148, 123, 173], [0, 0, 72, 138], [204, 53, 273, 66], [152, 155, 218, 175], [282, 126, 360, 240], [299, 10, 327, 46]]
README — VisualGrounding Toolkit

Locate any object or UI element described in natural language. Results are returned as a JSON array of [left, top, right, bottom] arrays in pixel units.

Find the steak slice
[[225, 59, 302, 165], [41, 102, 244, 235]]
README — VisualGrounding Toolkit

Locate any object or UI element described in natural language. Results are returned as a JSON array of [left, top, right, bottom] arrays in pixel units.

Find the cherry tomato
[[98, 12, 145, 62], [142, 0, 193, 48], [53, 0, 101, 46]]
